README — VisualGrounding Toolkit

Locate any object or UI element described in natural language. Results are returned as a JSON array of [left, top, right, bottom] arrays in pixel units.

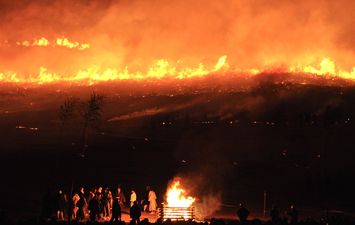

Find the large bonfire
[[162, 179, 195, 221]]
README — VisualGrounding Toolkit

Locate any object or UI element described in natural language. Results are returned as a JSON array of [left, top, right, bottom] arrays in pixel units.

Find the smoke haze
[[0, 0, 354, 76]]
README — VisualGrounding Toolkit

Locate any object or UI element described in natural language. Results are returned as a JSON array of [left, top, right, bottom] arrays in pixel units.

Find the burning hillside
[[0, 0, 354, 86]]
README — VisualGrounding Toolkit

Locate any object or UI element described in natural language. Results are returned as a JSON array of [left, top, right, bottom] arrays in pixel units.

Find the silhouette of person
[[111, 195, 122, 222], [70, 193, 80, 220], [115, 187, 126, 209], [55, 189, 67, 221], [130, 201, 141, 224], [288, 205, 298, 224], [88, 192, 101, 221], [77, 187, 87, 221], [103, 187, 112, 219], [237, 203, 250, 224], [270, 205, 280, 223]]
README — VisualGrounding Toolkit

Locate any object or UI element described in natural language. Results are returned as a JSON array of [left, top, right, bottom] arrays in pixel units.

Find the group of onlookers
[[42, 185, 157, 222]]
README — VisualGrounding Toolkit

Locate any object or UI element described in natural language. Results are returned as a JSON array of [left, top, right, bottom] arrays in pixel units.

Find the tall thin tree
[[79, 92, 105, 157]]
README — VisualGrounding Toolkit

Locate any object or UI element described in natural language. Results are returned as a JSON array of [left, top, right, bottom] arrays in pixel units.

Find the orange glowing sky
[[0, 0, 354, 84]]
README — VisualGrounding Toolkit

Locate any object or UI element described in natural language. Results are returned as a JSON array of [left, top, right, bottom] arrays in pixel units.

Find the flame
[[290, 58, 355, 78], [14, 37, 89, 50], [213, 55, 228, 71], [0, 1, 354, 88], [166, 180, 195, 208], [55, 37, 90, 50], [33, 37, 49, 46], [0, 55, 228, 84], [163, 180, 195, 221], [0, 55, 355, 85]]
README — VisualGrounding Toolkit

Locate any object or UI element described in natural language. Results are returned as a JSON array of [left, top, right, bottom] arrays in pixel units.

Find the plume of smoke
[[170, 138, 235, 219], [194, 193, 223, 220]]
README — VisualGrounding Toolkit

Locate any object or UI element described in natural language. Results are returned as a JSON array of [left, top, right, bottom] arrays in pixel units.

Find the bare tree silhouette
[[78, 92, 105, 157], [59, 97, 79, 125], [58, 97, 79, 144]]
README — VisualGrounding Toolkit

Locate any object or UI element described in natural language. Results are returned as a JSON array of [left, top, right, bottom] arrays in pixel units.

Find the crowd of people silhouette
[[41, 186, 157, 223], [33, 186, 350, 225]]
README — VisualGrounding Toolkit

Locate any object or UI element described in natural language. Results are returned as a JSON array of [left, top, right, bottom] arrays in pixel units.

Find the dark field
[[1, 76, 355, 222]]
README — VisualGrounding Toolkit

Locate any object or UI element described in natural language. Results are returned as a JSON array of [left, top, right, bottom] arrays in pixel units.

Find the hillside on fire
[[1, 0, 355, 224]]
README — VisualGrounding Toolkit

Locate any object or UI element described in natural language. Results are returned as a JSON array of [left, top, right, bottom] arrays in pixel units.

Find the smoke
[[107, 97, 206, 121], [194, 193, 223, 220], [0, 0, 354, 76], [108, 107, 166, 122], [171, 131, 237, 219]]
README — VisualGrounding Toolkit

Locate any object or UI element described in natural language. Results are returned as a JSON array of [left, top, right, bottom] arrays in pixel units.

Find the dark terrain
[[1, 74, 355, 222]]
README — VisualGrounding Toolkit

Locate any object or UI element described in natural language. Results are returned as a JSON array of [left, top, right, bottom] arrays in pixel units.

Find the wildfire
[[0, 55, 229, 85], [0, 55, 355, 85], [13, 37, 90, 50], [0, 0, 354, 87], [290, 58, 355, 78]]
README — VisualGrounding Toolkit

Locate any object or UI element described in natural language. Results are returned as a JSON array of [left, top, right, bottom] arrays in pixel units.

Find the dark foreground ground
[[1, 217, 355, 225], [1, 76, 355, 222]]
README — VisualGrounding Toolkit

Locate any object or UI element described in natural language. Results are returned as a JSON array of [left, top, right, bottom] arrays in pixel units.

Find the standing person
[[55, 190, 67, 221], [77, 187, 87, 221], [103, 187, 112, 220], [130, 201, 141, 224], [70, 193, 80, 220], [115, 187, 126, 209], [130, 190, 137, 207], [288, 205, 298, 224], [101, 189, 107, 220], [97, 192, 104, 220], [148, 188, 157, 213], [111, 194, 122, 222], [237, 203, 250, 224], [88, 193, 101, 221]]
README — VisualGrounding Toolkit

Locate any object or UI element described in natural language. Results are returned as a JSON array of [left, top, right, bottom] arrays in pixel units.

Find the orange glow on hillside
[[0, 1, 354, 86], [0, 56, 354, 85]]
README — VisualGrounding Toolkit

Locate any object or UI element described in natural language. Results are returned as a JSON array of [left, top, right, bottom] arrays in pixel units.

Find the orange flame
[[14, 37, 89, 50], [0, 1, 354, 87], [163, 180, 195, 221], [0, 55, 354, 85], [166, 180, 195, 208]]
